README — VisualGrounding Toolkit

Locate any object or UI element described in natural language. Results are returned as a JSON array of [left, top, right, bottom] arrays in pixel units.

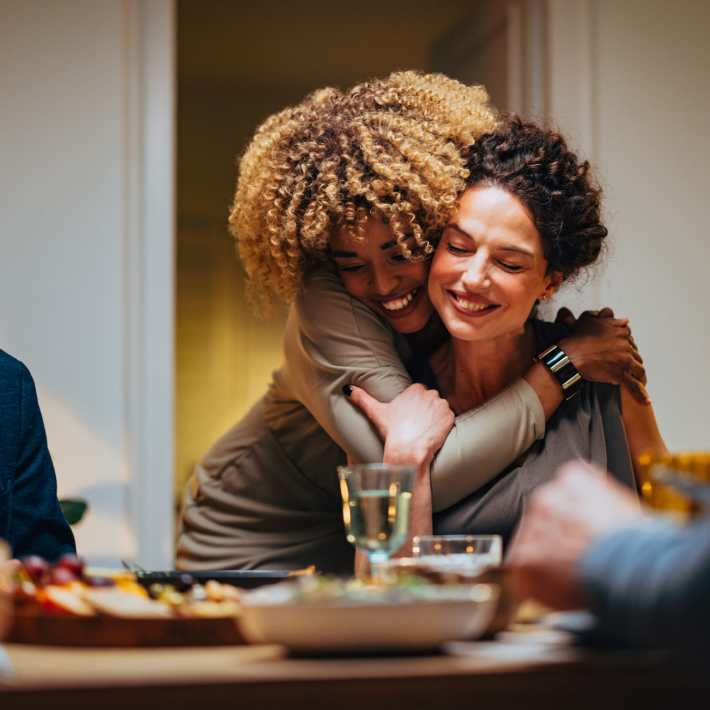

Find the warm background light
[[2, 0, 708, 566], [175, 0, 481, 495]]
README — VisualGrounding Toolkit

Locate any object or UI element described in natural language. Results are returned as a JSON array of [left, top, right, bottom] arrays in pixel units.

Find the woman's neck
[[434, 321, 537, 414], [404, 312, 449, 357]]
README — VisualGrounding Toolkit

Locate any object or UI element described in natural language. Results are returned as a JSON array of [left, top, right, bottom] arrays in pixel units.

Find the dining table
[[1, 624, 707, 710]]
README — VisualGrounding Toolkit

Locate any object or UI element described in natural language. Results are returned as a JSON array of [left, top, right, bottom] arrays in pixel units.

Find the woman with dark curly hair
[[349, 118, 667, 546], [177, 74, 646, 573]]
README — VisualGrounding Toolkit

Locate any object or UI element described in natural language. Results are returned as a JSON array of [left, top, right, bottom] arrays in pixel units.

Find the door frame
[[124, 0, 176, 569]]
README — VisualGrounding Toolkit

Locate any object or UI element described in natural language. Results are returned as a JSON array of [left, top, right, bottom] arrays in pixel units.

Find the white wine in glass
[[338, 463, 415, 573]]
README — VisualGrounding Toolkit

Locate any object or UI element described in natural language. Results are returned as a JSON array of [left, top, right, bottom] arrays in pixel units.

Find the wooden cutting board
[[8, 608, 245, 647]]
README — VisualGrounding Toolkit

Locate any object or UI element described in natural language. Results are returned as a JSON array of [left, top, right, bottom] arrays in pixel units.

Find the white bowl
[[239, 582, 498, 652]]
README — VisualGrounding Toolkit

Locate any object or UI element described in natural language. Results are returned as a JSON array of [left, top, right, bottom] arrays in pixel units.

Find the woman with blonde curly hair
[[176, 72, 644, 573]]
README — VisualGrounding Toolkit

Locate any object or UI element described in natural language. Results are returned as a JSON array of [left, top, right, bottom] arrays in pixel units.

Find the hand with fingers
[[555, 307, 650, 405], [343, 383, 455, 548], [343, 383, 455, 468], [506, 459, 643, 609]]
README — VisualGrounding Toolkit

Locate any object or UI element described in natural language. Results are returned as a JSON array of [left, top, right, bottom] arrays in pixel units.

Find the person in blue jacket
[[508, 459, 710, 651], [0, 349, 75, 560]]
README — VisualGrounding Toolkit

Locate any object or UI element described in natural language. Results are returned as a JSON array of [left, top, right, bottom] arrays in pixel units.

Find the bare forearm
[[406, 463, 433, 547], [620, 387, 668, 480], [383, 446, 433, 557]]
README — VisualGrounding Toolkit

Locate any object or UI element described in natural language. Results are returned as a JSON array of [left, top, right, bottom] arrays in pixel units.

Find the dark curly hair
[[464, 116, 607, 280]]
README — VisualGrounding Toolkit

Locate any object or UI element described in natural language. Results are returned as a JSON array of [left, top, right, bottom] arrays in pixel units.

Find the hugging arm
[[349, 383, 455, 560], [285, 269, 544, 512], [286, 270, 646, 510], [620, 386, 668, 482]]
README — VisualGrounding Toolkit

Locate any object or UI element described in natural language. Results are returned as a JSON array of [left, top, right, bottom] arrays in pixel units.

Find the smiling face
[[428, 185, 562, 344], [330, 217, 434, 334]]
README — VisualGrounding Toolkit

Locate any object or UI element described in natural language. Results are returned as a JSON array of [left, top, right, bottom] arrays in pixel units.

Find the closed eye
[[446, 243, 470, 255], [497, 260, 524, 272], [336, 263, 365, 273]]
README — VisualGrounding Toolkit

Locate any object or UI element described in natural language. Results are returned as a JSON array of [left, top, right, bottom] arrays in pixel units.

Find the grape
[[56, 553, 85, 578], [50, 566, 77, 585], [174, 573, 194, 592], [21, 555, 49, 584]]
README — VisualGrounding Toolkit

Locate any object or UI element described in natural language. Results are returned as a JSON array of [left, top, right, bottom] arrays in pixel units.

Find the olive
[[174, 573, 194, 592]]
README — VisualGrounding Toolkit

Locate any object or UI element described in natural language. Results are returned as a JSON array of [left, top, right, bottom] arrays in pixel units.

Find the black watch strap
[[536, 344, 583, 400]]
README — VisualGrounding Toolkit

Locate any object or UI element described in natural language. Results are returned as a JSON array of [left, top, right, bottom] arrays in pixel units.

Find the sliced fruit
[[41, 585, 95, 616], [177, 600, 240, 618], [84, 575, 116, 588], [114, 578, 149, 597], [83, 588, 172, 618]]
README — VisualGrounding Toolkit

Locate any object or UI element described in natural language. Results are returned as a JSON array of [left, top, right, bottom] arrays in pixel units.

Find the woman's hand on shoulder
[[556, 307, 650, 405], [344, 384, 454, 468]]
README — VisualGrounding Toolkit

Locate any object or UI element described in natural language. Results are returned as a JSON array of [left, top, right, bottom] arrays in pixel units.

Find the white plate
[[239, 582, 499, 651]]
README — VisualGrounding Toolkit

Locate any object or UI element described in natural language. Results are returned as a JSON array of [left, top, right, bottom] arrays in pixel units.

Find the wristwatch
[[535, 343, 583, 400]]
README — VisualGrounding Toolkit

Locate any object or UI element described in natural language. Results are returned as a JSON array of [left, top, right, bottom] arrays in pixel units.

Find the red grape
[[50, 566, 77, 585], [55, 553, 85, 578], [21, 555, 49, 584]]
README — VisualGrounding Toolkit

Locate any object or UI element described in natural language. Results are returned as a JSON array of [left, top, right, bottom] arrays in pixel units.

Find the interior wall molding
[[543, 0, 600, 310], [545, 0, 596, 158], [123, 0, 176, 569], [523, 0, 547, 120]]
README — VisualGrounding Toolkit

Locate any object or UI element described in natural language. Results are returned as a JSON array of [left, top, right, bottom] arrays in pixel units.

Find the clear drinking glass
[[337, 463, 415, 573], [412, 535, 502, 575]]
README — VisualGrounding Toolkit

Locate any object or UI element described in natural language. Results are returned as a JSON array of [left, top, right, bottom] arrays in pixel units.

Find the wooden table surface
[[1, 629, 707, 709]]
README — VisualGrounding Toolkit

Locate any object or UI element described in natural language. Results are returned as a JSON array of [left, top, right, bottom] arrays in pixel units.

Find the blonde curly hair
[[230, 71, 498, 309]]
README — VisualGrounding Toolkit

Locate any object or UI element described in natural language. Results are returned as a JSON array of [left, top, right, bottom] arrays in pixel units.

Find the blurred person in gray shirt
[[507, 459, 710, 651]]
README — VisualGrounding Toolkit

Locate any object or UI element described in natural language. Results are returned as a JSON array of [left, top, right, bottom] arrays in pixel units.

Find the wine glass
[[337, 463, 415, 576], [638, 451, 710, 520], [412, 534, 502, 575]]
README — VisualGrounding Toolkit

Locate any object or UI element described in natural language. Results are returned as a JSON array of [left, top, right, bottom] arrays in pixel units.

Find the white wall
[[546, 0, 710, 450], [0, 0, 175, 566], [438, 0, 710, 451]]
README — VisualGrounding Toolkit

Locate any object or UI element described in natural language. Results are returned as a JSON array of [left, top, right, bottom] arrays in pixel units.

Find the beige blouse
[[176, 267, 545, 573]]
